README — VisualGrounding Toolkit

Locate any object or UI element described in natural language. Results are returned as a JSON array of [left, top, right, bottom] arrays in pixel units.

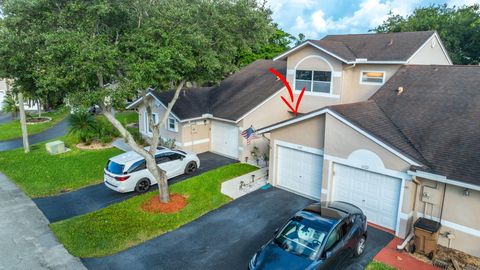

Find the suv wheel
[[185, 161, 197, 175], [354, 236, 366, 257], [135, 178, 151, 194]]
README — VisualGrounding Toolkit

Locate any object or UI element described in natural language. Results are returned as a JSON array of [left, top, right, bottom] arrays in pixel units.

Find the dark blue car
[[249, 201, 368, 270]]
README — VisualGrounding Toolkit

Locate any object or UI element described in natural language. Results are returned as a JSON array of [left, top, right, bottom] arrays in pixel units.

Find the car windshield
[[106, 160, 125, 175], [273, 217, 329, 260]]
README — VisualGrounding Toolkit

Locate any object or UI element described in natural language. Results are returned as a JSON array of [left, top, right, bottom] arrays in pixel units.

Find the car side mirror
[[323, 251, 332, 259]]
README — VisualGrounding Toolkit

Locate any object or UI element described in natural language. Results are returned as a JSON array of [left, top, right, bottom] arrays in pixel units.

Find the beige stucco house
[[127, 31, 480, 257], [258, 64, 480, 257], [128, 31, 449, 163]]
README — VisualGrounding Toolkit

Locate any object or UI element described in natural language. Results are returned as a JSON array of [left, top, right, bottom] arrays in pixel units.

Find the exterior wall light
[[463, 188, 470, 197]]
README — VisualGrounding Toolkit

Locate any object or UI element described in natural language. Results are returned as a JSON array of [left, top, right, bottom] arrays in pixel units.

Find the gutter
[[408, 170, 480, 191]]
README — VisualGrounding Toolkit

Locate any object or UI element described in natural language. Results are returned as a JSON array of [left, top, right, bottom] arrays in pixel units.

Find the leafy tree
[[236, 23, 294, 67], [0, 0, 275, 202], [373, 4, 480, 65], [295, 33, 306, 46]]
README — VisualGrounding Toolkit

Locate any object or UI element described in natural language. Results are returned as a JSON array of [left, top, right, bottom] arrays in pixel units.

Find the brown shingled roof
[[308, 31, 436, 62], [331, 65, 480, 186]]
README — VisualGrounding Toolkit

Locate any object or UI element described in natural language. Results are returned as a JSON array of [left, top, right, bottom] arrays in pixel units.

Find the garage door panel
[[211, 121, 239, 158], [278, 145, 323, 199], [333, 163, 401, 230]]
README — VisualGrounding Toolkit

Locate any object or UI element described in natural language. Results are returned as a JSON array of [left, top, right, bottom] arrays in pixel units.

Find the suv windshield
[[106, 160, 125, 175], [273, 217, 329, 260]]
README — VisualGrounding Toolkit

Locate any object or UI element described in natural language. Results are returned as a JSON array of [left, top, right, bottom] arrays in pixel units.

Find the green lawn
[[0, 110, 69, 141], [367, 261, 396, 270], [51, 163, 257, 258], [0, 136, 122, 197], [114, 111, 138, 126]]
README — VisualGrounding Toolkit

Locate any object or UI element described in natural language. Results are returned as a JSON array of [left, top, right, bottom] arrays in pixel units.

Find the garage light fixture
[[463, 188, 470, 197]]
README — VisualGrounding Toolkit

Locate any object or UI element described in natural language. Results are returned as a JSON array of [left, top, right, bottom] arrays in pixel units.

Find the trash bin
[[413, 217, 441, 259]]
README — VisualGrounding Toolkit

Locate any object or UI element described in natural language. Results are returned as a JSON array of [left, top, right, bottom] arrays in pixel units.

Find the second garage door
[[277, 145, 323, 199], [332, 163, 401, 230], [211, 121, 239, 159]]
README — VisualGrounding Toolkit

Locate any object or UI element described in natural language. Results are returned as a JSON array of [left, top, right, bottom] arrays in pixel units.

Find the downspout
[[340, 63, 356, 104], [397, 176, 420, 250]]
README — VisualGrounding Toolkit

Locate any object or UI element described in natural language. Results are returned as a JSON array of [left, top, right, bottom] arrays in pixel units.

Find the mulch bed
[[27, 117, 51, 124], [141, 194, 187, 214], [411, 245, 480, 269], [76, 141, 113, 150]]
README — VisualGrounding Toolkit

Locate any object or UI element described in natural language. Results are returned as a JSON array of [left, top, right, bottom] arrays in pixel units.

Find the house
[[0, 78, 39, 112], [0, 79, 8, 110], [257, 65, 480, 257], [128, 31, 450, 165]]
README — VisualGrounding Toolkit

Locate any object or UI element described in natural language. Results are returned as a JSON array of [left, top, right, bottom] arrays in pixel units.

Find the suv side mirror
[[322, 250, 332, 260]]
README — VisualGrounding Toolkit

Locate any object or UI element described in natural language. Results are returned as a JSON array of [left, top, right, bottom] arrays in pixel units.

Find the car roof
[[302, 201, 362, 221], [109, 146, 171, 165]]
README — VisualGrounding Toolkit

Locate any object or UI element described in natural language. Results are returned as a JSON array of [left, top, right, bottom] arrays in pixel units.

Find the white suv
[[104, 147, 200, 193]]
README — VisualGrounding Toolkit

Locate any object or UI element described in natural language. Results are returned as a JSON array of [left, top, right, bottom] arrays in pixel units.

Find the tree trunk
[[37, 99, 42, 117], [18, 93, 30, 153], [145, 154, 169, 202]]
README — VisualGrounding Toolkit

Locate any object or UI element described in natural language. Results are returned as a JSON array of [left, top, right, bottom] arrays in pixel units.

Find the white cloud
[[270, 0, 480, 39]]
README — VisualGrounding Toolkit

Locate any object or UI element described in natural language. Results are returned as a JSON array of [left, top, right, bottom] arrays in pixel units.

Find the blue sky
[[268, 0, 480, 39]]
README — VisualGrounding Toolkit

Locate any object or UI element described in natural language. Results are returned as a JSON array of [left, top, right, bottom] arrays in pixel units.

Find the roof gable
[[275, 31, 436, 63]]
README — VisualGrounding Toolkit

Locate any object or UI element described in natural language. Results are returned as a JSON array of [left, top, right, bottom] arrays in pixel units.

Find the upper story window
[[166, 117, 178, 132], [360, 71, 385, 85], [295, 70, 332, 94]]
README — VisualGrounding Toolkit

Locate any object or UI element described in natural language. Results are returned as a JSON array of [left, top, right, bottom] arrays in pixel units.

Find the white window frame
[[359, 70, 386, 85], [166, 116, 178, 132], [144, 111, 159, 135], [294, 69, 333, 96]]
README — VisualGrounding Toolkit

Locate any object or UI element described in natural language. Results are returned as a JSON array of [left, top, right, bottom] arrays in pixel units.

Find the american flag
[[241, 126, 257, 144]]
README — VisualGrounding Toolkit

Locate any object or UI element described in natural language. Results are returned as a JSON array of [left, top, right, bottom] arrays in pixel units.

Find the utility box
[[414, 217, 441, 259], [46, 140, 66, 155]]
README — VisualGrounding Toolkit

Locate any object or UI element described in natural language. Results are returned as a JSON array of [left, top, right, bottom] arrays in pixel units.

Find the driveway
[[0, 173, 86, 270], [34, 152, 237, 223], [82, 187, 393, 270], [0, 118, 69, 151]]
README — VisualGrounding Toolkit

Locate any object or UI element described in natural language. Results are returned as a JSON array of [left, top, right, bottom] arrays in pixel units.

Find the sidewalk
[[0, 173, 86, 270]]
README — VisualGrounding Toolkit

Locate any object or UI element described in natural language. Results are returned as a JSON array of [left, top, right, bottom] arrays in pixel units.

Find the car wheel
[[135, 178, 151, 194], [184, 161, 197, 175], [354, 236, 366, 257]]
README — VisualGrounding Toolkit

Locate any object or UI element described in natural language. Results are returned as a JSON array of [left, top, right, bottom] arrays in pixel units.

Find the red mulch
[[141, 194, 187, 214], [375, 237, 441, 270]]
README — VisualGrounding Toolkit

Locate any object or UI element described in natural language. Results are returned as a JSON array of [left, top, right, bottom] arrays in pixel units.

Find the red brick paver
[[374, 237, 440, 270]]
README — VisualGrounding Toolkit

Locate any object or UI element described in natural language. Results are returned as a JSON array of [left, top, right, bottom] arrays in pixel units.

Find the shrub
[[69, 110, 98, 143]]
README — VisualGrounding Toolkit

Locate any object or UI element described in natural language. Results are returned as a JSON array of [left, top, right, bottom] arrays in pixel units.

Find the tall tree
[[236, 23, 294, 67], [0, 0, 275, 202], [373, 4, 480, 65]]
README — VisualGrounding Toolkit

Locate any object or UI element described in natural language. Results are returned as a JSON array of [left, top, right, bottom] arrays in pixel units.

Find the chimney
[[396, 86, 404, 96]]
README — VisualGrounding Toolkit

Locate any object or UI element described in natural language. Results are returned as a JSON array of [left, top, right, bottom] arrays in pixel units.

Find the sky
[[268, 0, 480, 39]]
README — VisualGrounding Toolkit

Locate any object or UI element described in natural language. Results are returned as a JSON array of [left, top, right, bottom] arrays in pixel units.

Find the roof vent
[[397, 86, 404, 96], [388, 38, 394, 46]]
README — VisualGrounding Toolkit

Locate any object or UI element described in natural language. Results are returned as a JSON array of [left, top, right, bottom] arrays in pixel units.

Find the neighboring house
[[257, 65, 480, 257], [0, 78, 39, 112], [128, 31, 449, 165]]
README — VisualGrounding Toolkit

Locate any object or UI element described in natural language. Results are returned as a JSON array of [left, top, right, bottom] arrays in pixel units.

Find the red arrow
[[269, 68, 305, 116]]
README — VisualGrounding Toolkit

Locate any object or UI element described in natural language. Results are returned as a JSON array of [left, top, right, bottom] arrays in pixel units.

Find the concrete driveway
[[34, 152, 237, 223], [82, 187, 393, 270]]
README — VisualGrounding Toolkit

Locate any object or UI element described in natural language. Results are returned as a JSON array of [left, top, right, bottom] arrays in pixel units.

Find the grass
[[0, 135, 122, 198], [0, 109, 69, 141], [367, 261, 397, 270], [50, 163, 257, 258], [114, 111, 138, 126]]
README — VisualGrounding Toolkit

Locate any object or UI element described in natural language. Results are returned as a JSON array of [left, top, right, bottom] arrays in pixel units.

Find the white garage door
[[277, 145, 323, 199], [333, 163, 401, 230], [211, 121, 239, 159]]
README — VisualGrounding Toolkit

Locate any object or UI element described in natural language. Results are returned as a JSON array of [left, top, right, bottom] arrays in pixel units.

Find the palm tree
[[2, 92, 18, 119], [69, 110, 98, 143]]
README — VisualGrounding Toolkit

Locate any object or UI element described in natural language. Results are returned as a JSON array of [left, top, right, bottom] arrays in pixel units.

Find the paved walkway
[[0, 118, 69, 151], [0, 173, 86, 270], [34, 152, 238, 223]]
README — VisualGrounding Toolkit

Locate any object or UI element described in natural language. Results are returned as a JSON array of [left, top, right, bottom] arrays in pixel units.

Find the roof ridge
[[322, 30, 435, 39], [371, 101, 431, 168]]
